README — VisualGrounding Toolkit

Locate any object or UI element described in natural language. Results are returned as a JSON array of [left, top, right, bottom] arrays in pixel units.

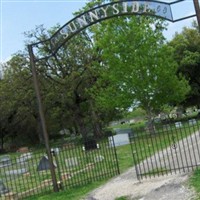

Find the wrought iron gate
[[130, 119, 200, 180]]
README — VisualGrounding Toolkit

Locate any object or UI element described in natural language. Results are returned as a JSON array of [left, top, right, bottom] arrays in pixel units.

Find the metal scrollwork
[[163, 7, 167, 14], [171, 135, 177, 149]]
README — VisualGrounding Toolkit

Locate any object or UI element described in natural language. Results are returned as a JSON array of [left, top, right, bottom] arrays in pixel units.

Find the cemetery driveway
[[85, 168, 195, 200]]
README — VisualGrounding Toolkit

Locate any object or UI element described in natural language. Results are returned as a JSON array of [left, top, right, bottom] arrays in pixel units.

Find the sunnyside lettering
[[50, 1, 170, 50]]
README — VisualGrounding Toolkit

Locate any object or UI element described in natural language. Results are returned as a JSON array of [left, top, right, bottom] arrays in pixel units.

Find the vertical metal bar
[[111, 135, 120, 175], [130, 133, 141, 182], [167, 125, 177, 174], [183, 123, 193, 171], [130, 133, 142, 182], [101, 140, 110, 177], [153, 128, 164, 176], [187, 122, 198, 168], [28, 45, 59, 192], [172, 126, 181, 173], [193, 0, 200, 31], [157, 125, 168, 175], [149, 134, 159, 177], [191, 121, 200, 166], [162, 125, 173, 175], [138, 133, 147, 178], [140, 131, 151, 178], [178, 123, 189, 172]]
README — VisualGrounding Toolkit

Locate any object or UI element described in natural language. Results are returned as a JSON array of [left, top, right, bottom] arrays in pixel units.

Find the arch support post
[[28, 45, 59, 193], [193, 0, 200, 31]]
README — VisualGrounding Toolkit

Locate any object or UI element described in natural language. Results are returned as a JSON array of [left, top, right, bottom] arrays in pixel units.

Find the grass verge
[[189, 168, 200, 199]]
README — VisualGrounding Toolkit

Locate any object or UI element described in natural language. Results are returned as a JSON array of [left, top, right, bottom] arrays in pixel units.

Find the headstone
[[84, 139, 98, 151], [175, 121, 182, 128], [16, 152, 32, 163], [5, 168, 28, 176], [109, 133, 130, 147], [163, 124, 171, 130], [37, 156, 56, 171], [0, 155, 11, 168], [189, 119, 197, 125], [0, 180, 9, 195], [65, 157, 78, 168], [63, 143, 75, 149], [94, 155, 104, 162], [51, 147, 60, 154]]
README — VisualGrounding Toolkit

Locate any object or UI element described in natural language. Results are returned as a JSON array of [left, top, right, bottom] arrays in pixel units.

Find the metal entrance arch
[[28, 0, 200, 191]]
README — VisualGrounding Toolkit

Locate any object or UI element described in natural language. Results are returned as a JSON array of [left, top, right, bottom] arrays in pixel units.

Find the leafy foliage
[[169, 22, 200, 109]]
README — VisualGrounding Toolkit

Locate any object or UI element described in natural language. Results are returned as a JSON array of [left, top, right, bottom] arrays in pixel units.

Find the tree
[[169, 22, 200, 110], [0, 54, 41, 149], [89, 15, 190, 132]]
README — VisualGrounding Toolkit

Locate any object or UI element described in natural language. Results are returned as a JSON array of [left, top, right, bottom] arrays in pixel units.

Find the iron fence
[[0, 136, 119, 199], [130, 118, 200, 180]]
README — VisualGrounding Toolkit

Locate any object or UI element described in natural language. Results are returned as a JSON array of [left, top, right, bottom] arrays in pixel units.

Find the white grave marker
[[109, 133, 130, 147], [0, 155, 11, 168], [65, 157, 78, 168], [17, 152, 32, 163], [189, 119, 197, 125], [175, 121, 182, 128]]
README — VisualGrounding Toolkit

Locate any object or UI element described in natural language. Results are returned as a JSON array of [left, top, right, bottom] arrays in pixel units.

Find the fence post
[[28, 45, 59, 192], [111, 135, 120, 175], [129, 134, 141, 182]]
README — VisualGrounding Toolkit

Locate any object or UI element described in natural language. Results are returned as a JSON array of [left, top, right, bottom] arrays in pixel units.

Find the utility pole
[[193, 0, 200, 31], [28, 45, 59, 192]]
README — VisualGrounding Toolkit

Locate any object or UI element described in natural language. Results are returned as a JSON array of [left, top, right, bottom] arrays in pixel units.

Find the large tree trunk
[[146, 109, 156, 135], [90, 102, 102, 138]]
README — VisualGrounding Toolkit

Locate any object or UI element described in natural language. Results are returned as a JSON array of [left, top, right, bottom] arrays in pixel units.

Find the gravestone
[[5, 168, 27, 176], [109, 133, 130, 147], [51, 147, 60, 154], [189, 119, 197, 125], [175, 121, 182, 128], [37, 156, 56, 171], [65, 157, 78, 168], [16, 152, 32, 163], [163, 124, 171, 130], [94, 155, 104, 162], [0, 155, 11, 168], [0, 180, 9, 195], [84, 139, 98, 151]]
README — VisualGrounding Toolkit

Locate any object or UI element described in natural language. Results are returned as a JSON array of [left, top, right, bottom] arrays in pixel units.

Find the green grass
[[189, 168, 200, 199], [25, 180, 106, 200]]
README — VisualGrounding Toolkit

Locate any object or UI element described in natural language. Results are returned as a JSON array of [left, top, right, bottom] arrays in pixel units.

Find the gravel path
[[85, 168, 195, 200]]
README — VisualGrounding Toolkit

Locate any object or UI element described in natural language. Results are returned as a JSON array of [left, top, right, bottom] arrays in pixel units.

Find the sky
[[0, 0, 199, 64]]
